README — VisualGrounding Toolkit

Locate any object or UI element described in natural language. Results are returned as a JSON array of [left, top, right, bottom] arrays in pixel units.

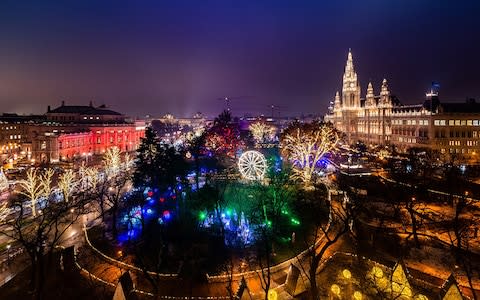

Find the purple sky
[[1, 0, 479, 118]]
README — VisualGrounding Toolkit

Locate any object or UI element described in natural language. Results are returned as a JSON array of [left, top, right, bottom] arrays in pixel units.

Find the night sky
[[1, 0, 479, 118]]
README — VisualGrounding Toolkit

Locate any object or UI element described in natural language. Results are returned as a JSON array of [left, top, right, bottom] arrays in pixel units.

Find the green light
[[281, 209, 289, 215], [199, 212, 206, 221], [226, 209, 232, 216], [291, 218, 300, 225], [266, 220, 272, 227]]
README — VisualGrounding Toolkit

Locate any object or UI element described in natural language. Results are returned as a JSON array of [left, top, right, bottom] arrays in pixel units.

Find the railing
[[206, 219, 332, 283], [83, 224, 178, 278]]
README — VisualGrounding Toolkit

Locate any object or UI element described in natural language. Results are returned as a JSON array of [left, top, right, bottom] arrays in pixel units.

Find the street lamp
[[6, 244, 11, 265]]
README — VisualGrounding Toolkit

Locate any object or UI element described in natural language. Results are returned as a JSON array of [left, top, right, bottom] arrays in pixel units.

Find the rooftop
[[47, 103, 122, 116]]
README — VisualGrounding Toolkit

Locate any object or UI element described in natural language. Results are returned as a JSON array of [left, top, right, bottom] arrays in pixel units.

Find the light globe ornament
[[238, 150, 267, 180]]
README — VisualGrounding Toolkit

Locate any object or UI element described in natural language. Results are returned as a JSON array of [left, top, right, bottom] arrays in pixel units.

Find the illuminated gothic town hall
[[325, 50, 480, 161]]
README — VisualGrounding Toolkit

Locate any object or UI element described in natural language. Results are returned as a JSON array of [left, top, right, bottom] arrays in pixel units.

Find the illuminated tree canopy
[[281, 121, 340, 184], [249, 121, 276, 145], [205, 110, 248, 158], [0, 167, 9, 192], [17, 168, 43, 216]]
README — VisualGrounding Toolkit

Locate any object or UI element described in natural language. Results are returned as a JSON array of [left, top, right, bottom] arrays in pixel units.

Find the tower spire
[[342, 49, 360, 107], [345, 49, 354, 77]]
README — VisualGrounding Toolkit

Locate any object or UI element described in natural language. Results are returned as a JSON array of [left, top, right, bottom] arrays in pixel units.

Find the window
[[455, 120, 461, 126], [434, 120, 441, 126], [449, 120, 455, 126], [474, 120, 479, 126], [461, 120, 467, 126], [467, 120, 473, 126]]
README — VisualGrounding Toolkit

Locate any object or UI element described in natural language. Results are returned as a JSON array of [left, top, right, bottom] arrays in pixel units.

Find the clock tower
[[342, 49, 361, 108]]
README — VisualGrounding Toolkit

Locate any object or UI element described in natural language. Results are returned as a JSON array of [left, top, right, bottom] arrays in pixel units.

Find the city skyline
[[1, 1, 480, 118]]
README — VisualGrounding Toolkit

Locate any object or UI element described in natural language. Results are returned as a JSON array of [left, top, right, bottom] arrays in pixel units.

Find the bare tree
[[39, 168, 54, 200], [18, 168, 43, 217], [58, 169, 77, 202], [105, 169, 130, 237], [281, 121, 340, 185], [296, 191, 356, 300], [447, 192, 480, 300], [256, 224, 273, 300], [0, 202, 9, 222], [1, 191, 88, 300], [104, 146, 121, 177]]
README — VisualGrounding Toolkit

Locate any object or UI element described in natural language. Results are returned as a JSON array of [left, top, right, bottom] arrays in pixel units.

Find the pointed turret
[[334, 91, 341, 109], [366, 82, 375, 107], [379, 78, 392, 107], [380, 78, 389, 96], [367, 82, 374, 95], [342, 49, 361, 107]]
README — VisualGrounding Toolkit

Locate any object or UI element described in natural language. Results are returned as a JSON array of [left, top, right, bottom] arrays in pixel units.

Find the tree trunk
[[35, 251, 45, 300], [408, 204, 420, 248], [309, 254, 320, 300], [194, 157, 200, 191], [29, 253, 36, 291], [111, 205, 118, 238]]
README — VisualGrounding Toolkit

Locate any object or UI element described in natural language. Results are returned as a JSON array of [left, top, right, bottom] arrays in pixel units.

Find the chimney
[[47, 105, 51, 112], [61, 100, 65, 106]]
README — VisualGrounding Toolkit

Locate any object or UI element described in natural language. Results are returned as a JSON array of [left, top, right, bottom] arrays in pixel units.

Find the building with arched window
[[325, 50, 480, 162]]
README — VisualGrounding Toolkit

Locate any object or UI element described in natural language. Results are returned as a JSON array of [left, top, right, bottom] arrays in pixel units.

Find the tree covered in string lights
[[249, 121, 276, 145], [281, 120, 340, 185], [205, 110, 250, 159], [0, 167, 9, 192]]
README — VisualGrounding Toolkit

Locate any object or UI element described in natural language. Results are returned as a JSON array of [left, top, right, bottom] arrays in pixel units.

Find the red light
[[163, 210, 171, 219], [159, 197, 165, 202], [147, 191, 153, 197], [171, 195, 176, 199]]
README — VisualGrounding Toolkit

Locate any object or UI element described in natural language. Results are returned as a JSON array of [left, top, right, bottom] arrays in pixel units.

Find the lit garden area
[[81, 111, 337, 291]]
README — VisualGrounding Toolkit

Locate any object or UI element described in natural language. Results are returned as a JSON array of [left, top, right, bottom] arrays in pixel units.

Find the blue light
[[146, 208, 153, 214], [163, 210, 171, 220]]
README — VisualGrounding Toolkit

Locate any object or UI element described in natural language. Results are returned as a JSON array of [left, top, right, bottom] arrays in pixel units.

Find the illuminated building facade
[[0, 103, 145, 165], [325, 50, 480, 161]]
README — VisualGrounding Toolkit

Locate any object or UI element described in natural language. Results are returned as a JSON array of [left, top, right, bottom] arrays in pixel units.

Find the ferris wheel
[[238, 150, 267, 180]]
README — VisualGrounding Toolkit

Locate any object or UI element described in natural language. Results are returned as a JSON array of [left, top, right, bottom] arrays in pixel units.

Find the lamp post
[[82, 152, 92, 165], [6, 244, 11, 265]]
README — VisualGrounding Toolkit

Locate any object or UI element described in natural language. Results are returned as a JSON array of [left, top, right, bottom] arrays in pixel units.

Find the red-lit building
[[0, 102, 145, 164]]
